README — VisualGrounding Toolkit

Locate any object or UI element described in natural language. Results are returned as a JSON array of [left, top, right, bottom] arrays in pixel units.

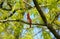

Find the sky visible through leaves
[[0, 0, 60, 39]]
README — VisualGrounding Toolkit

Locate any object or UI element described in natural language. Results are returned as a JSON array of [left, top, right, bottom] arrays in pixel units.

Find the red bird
[[27, 13, 32, 28]]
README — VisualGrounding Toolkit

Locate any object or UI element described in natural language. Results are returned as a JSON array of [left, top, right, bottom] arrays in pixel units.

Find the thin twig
[[33, 30, 42, 37], [53, 22, 60, 27], [23, 0, 51, 8], [51, 13, 60, 24], [23, 0, 33, 8]]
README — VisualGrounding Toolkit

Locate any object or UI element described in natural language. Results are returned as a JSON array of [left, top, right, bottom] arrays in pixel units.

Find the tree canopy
[[0, 0, 60, 39]]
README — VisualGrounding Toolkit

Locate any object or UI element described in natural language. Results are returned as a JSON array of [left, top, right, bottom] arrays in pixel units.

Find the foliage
[[0, 0, 60, 39]]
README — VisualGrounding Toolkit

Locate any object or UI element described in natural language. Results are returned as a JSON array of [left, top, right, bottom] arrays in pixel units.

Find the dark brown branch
[[47, 24, 60, 39], [33, 0, 60, 39], [0, 8, 11, 11], [33, 0, 47, 25], [0, 2, 12, 11], [0, 2, 3, 8], [0, 19, 45, 26], [57, 0, 59, 2], [4, 10, 16, 19], [20, 20, 45, 25], [0, 1, 16, 19]]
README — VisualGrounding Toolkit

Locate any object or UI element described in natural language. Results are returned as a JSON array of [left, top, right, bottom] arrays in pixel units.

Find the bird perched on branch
[[27, 12, 32, 28]]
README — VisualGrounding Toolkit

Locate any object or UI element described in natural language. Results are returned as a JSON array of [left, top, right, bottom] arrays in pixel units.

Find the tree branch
[[0, 2, 17, 20], [0, 2, 12, 11], [47, 24, 60, 39], [23, 0, 33, 8], [33, 0, 60, 39], [4, 10, 16, 19], [0, 19, 45, 26], [51, 13, 60, 24], [53, 22, 60, 27], [33, 0, 47, 25], [23, 0, 50, 9], [56, 0, 59, 2], [33, 30, 42, 37]]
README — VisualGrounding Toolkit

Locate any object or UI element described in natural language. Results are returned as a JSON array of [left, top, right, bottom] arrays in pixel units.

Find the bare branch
[[33, 0, 47, 25], [0, 19, 45, 26], [33, 0, 60, 39]]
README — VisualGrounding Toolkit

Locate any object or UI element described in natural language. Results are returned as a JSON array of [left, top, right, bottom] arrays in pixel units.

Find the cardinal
[[27, 13, 32, 28]]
